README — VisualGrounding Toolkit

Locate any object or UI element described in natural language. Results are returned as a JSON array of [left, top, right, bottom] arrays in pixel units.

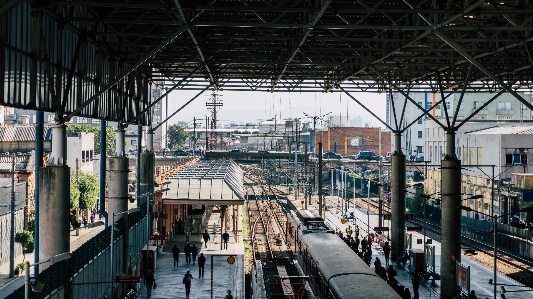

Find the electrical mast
[[205, 93, 223, 150]]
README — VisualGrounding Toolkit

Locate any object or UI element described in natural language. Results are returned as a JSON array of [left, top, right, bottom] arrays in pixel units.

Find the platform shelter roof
[[164, 160, 245, 205]]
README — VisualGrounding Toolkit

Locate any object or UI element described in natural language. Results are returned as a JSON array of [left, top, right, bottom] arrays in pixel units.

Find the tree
[[15, 230, 34, 261], [167, 124, 191, 150], [78, 172, 99, 210], [70, 173, 80, 211], [66, 124, 118, 156]]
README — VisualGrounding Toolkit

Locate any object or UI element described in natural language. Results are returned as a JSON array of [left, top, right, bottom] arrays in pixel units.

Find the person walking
[[183, 269, 193, 298], [172, 244, 180, 268], [355, 225, 360, 237], [144, 269, 155, 297], [189, 217, 195, 233], [83, 217, 88, 229], [412, 273, 421, 299], [222, 230, 230, 250], [191, 244, 199, 264], [184, 242, 192, 264], [383, 241, 391, 266], [203, 229, 211, 246], [177, 218, 184, 233], [354, 236, 360, 253], [198, 253, 206, 277], [361, 236, 368, 252], [224, 290, 234, 299]]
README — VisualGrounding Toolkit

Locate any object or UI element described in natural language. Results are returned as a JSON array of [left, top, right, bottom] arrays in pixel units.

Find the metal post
[[9, 154, 15, 278], [367, 178, 370, 234], [100, 120, 108, 226], [318, 143, 323, 217], [210, 255, 214, 299], [110, 213, 115, 295], [34, 111, 43, 275], [25, 260, 30, 299], [494, 214, 497, 299], [391, 133, 406, 260], [423, 198, 426, 271]]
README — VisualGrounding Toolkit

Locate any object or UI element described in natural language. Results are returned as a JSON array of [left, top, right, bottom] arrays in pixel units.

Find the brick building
[[314, 127, 391, 156]]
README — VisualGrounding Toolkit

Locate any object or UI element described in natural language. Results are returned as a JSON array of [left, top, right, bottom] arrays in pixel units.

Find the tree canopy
[[77, 172, 99, 210], [70, 173, 80, 211], [66, 124, 117, 156], [167, 124, 191, 150]]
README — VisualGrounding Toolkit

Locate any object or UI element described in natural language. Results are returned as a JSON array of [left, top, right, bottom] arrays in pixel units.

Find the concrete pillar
[[115, 128, 125, 157], [147, 129, 154, 152], [139, 152, 154, 205], [107, 157, 129, 220], [50, 124, 67, 166], [39, 166, 70, 268], [391, 133, 406, 261], [441, 131, 462, 299]]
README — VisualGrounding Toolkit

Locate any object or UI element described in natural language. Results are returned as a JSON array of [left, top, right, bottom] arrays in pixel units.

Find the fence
[[6, 203, 148, 299]]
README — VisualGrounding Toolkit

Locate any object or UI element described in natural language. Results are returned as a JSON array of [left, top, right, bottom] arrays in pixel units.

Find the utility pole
[[193, 117, 197, 154], [318, 143, 323, 217], [205, 116, 209, 150], [9, 154, 15, 278]]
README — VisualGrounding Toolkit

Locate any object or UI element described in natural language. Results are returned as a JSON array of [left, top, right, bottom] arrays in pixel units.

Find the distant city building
[[66, 132, 95, 174], [387, 92, 533, 157], [314, 127, 391, 156]]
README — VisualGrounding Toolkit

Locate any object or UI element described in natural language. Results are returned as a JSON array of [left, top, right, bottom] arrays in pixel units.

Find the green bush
[[15, 230, 34, 262]]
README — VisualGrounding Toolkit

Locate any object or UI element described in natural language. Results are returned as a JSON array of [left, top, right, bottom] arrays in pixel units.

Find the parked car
[[173, 150, 191, 156], [257, 150, 269, 154], [415, 156, 424, 162], [230, 149, 242, 153], [384, 152, 392, 161], [356, 151, 380, 161], [323, 152, 342, 159]]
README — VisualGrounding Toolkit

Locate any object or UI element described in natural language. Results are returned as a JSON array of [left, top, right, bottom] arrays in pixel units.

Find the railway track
[[243, 164, 310, 299]]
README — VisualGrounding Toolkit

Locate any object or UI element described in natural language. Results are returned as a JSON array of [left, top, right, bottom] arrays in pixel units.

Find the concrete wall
[[67, 132, 95, 174], [0, 209, 24, 266]]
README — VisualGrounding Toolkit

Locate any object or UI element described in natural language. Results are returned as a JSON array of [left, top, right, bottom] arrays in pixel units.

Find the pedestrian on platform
[[368, 234, 373, 244], [469, 290, 477, 299], [189, 217, 195, 233], [224, 290, 234, 299], [222, 230, 230, 250], [383, 241, 391, 266], [387, 265, 397, 280], [177, 218, 184, 233], [203, 229, 210, 245], [191, 244, 199, 264], [355, 225, 360, 237], [346, 225, 353, 237], [172, 245, 180, 267], [184, 242, 192, 264], [361, 237, 368, 252], [90, 214, 94, 223], [354, 236, 360, 253], [402, 287, 411, 299], [412, 273, 421, 299], [183, 269, 193, 298], [83, 217, 88, 229], [198, 253, 206, 277], [144, 269, 155, 297], [374, 257, 381, 269]]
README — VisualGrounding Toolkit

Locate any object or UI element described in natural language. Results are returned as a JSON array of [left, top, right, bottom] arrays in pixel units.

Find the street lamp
[[25, 252, 72, 299]]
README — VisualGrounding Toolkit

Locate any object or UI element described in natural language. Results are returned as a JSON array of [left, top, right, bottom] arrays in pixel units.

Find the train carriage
[[287, 209, 400, 299]]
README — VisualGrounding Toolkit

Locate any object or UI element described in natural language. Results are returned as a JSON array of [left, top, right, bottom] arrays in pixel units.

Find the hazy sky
[[165, 90, 387, 129]]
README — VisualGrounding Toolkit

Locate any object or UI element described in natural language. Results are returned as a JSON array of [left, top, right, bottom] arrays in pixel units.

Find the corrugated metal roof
[[165, 160, 244, 204], [0, 125, 52, 142], [0, 153, 35, 171], [466, 126, 533, 135]]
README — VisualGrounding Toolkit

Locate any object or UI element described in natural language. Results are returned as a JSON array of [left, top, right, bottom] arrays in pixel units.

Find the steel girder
[[2, 1, 533, 123]]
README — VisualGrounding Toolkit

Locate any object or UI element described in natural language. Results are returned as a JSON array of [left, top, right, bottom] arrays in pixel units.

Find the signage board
[[150, 235, 168, 241], [116, 276, 141, 283]]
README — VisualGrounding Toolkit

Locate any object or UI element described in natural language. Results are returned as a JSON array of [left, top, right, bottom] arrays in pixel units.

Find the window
[[417, 146, 423, 154], [484, 203, 489, 210], [445, 102, 450, 109], [418, 131, 422, 138], [153, 115, 161, 123], [418, 118, 423, 124], [473, 101, 479, 109], [47, 115, 54, 123], [498, 102, 512, 110], [154, 103, 161, 112], [477, 147, 482, 165], [521, 103, 529, 110], [131, 140, 136, 145]]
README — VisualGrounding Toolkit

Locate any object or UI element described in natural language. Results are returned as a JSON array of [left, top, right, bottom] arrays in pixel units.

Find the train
[[286, 208, 401, 299]]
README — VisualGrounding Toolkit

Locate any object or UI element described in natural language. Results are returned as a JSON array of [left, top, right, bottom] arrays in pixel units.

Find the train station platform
[[286, 194, 533, 298], [137, 207, 244, 299]]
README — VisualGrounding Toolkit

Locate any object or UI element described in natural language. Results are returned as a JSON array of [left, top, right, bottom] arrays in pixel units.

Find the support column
[[39, 124, 70, 270], [441, 131, 462, 299], [391, 133, 406, 261], [318, 143, 323, 217], [140, 128, 154, 237], [34, 111, 43, 275], [107, 127, 129, 276]]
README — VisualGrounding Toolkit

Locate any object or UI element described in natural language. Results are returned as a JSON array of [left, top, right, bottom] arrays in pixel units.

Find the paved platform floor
[[137, 209, 244, 299]]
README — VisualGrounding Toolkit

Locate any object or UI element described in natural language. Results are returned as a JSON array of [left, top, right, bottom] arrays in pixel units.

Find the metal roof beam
[[270, 0, 332, 92]]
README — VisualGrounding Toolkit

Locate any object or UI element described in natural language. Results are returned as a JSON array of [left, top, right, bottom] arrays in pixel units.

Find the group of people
[[335, 224, 420, 299]]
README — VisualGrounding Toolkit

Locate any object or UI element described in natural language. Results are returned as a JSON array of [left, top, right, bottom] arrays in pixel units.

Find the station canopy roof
[[164, 160, 245, 205]]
